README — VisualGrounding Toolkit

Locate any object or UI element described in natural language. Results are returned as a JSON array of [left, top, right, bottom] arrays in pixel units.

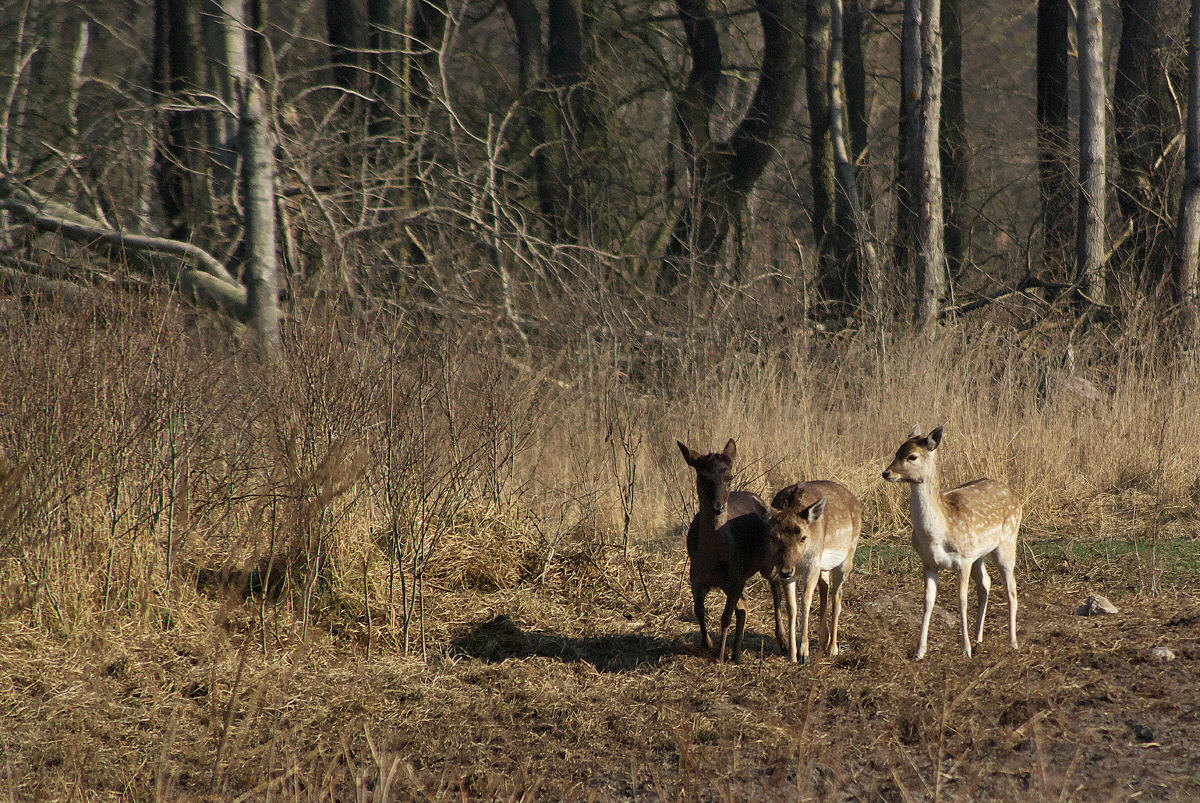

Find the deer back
[[941, 478, 1022, 547]]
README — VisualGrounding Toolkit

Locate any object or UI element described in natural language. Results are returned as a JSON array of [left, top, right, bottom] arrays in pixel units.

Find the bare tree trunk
[[241, 82, 280, 359], [807, 0, 838, 281], [894, 36, 916, 281], [658, 0, 803, 294], [1113, 0, 1176, 289], [1037, 0, 1073, 285], [907, 0, 945, 330], [1077, 0, 1107, 306], [325, 0, 363, 96], [155, 0, 215, 245], [941, 0, 968, 277], [222, 0, 281, 358], [1173, 0, 1200, 328], [368, 0, 396, 137], [830, 0, 881, 314]]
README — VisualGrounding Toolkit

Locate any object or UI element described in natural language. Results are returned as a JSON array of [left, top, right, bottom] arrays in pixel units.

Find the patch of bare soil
[[3, 549, 1199, 801]]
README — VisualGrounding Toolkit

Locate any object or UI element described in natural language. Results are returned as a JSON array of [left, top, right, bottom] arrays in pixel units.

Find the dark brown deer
[[766, 481, 861, 664], [677, 439, 785, 662], [882, 425, 1021, 659]]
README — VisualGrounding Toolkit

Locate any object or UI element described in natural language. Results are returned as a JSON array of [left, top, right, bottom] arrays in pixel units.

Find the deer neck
[[908, 467, 951, 541], [696, 504, 729, 540]]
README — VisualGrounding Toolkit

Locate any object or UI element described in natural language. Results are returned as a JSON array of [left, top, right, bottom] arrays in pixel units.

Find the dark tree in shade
[[1037, 0, 1073, 283], [658, 0, 803, 294], [1113, 0, 1177, 286], [941, 0, 968, 277]]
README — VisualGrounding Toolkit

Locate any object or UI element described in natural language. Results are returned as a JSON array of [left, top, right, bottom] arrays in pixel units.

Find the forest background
[[2, 0, 1200, 799]]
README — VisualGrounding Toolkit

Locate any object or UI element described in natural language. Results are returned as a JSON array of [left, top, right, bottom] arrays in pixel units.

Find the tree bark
[[1173, 0, 1200, 326], [154, 0, 215, 245], [830, 0, 881, 313], [907, 0, 946, 330], [1113, 0, 1176, 287], [807, 0, 838, 281], [368, 0, 395, 137], [227, 0, 282, 358], [1037, 0, 1073, 284], [896, 0, 921, 286], [940, 0, 968, 277], [1077, 0, 1107, 306]]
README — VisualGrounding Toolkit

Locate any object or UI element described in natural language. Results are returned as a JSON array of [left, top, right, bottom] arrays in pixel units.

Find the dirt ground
[[3, 541, 1200, 802]]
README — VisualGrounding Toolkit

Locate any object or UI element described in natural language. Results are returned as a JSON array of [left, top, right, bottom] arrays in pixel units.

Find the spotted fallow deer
[[677, 439, 786, 663], [882, 425, 1021, 659], [766, 481, 861, 664]]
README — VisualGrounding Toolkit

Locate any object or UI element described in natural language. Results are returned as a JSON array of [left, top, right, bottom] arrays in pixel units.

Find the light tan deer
[[678, 439, 786, 663], [882, 425, 1021, 659], [766, 481, 861, 664]]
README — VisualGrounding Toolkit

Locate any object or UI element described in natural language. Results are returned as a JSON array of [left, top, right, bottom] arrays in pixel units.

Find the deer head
[[882, 425, 944, 484], [678, 439, 737, 517], [766, 488, 827, 582]]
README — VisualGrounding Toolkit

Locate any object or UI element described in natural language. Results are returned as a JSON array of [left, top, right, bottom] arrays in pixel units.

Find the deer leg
[[785, 580, 799, 663], [915, 568, 939, 660], [692, 582, 713, 656], [997, 539, 1020, 650], [717, 588, 743, 663], [770, 580, 790, 657], [817, 573, 831, 652], [971, 558, 991, 644], [957, 564, 973, 658], [827, 566, 847, 657], [732, 594, 749, 663], [799, 571, 819, 665]]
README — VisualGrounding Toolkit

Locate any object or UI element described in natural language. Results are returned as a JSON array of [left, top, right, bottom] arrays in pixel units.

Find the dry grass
[[1, 292, 1199, 801]]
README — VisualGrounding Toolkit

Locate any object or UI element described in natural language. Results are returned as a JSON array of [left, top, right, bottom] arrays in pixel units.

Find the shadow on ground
[[450, 614, 685, 671]]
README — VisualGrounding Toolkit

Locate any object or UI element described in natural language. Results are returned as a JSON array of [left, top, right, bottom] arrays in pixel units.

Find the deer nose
[[881, 470, 892, 480], [779, 567, 795, 581]]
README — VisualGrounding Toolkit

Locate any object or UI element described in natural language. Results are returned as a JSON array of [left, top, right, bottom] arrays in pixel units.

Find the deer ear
[[723, 438, 737, 463], [801, 496, 827, 524], [678, 441, 700, 466], [908, 424, 922, 439], [926, 426, 944, 450]]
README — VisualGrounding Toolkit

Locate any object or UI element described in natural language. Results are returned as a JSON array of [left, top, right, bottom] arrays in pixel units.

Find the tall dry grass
[[0, 290, 1197, 653]]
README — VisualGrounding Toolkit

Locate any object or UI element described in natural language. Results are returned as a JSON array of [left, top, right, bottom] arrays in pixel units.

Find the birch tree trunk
[[223, 0, 281, 358], [1173, 0, 1200, 328], [1077, 0, 1107, 306]]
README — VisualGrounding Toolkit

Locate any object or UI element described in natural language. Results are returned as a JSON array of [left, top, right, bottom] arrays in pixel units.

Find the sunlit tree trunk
[[217, 0, 280, 358], [1173, 0, 1200, 329], [904, 0, 945, 330], [830, 0, 880, 313], [1077, 0, 1107, 306], [807, 0, 838, 283]]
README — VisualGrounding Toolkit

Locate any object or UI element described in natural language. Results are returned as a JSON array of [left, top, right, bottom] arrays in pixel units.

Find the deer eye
[[906, 453, 917, 461]]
